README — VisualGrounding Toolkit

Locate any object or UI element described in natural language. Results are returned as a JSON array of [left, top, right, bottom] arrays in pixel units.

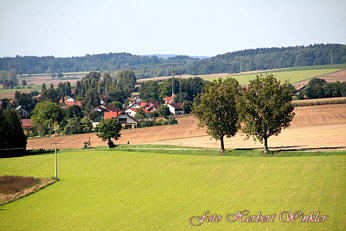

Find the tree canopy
[[193, 78, 241, 152], [31, 101, 64, 135], [0, 110, 27, 157], [238, 74, 295, 154]]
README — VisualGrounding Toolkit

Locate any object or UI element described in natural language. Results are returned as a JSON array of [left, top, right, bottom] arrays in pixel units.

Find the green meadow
[[204, 64, 346, 85], [0, 149, 345, 230], [207, 68, 341, 85]]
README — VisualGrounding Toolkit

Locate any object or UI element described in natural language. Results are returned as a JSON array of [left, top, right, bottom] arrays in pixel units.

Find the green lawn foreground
[[0, 150, 345, 230]]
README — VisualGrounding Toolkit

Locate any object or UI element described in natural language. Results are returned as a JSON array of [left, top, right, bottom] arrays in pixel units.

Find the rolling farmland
[[27, 104, 346, 151]]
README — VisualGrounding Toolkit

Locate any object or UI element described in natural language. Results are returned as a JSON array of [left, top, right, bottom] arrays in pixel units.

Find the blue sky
[[0, 0, 345, 57]]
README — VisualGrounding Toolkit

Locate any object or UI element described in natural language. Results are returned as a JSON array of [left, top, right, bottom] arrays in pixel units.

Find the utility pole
[[172, 63, 175, 95], [179, 75, 182, 103], [330, 50, 333, 65], [51, 143, 61, 179]]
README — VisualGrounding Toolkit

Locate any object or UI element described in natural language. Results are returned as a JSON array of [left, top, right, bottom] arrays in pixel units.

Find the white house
[[167, 103, 184, 115], [125, 108, 150, 117]]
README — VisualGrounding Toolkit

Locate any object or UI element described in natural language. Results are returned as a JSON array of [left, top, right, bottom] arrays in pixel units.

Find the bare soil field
[[296, 69, 346, 85], [27, 104, 346, 151], [0, 90, 34, 99]]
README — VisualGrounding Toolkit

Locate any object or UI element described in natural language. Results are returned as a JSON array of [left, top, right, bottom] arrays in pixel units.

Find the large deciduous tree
[[238, 74, 295, 154], [193, 78, 240, 153], [31, 101, 64, 135], [96, 119, 122, 148]]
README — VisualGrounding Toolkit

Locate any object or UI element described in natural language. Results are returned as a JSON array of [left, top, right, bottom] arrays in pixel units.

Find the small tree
[[193, 78, 240, 153], [238, 74, 295, 154], [182, 101, 193, 114], [80, 116, 93, 132], [64, 118, 82, 135], [157, 105, 170, 116], [135, 108, 147, 120], [96, 119, 122, 148]]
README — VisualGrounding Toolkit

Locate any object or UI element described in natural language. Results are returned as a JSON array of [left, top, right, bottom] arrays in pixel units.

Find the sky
[[0, 0, 345, 58]]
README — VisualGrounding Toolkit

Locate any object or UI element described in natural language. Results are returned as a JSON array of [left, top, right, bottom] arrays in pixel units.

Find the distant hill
[[142, 54, 209, 59], [185, 44, 346, 75], [0, 44, 345, 79]]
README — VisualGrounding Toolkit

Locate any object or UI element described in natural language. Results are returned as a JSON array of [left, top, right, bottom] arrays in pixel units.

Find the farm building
[[167, 103, 184, 115]]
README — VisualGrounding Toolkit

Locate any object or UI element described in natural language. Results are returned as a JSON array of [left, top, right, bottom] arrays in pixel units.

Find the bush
[[64, 118, 82, 135]]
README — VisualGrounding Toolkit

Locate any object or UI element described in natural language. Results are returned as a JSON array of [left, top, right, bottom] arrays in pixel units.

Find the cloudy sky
[[0, 0, 345, 57]]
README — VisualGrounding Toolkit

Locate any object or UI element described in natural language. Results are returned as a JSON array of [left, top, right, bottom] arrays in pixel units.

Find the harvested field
[[150, 123, 346, 151], [27, 104, 346, 151], [0, 90, 34, 99], [18, 75, 81, 86]]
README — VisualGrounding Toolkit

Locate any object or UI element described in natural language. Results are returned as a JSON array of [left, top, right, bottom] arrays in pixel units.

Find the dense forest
[[186, 44, 346, 75], [0, 44, 345, 79]]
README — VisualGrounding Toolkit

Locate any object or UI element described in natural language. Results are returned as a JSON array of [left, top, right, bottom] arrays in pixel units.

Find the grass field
[[207, 69, 341, 85], [0, 85, 40, 93], [0, 150, 345, 230]]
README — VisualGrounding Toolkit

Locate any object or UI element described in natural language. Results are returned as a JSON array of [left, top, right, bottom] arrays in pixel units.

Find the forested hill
[[0, 53, 197, 78], [185, 44, 346, 75], [0, 44, 345, 79]]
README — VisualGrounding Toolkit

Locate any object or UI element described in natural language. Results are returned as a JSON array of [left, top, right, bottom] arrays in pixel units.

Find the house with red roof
[[164, 94, 176, 105], [125, 108, 150, 117], [127, 101, 159, 113], [60, 96, 82, 107], [104, 111, 137, 129], [90, 105, 134, 127], [21, 119, 33, 135], [21, 119, 33, 128], [129, 95, 142, 104]]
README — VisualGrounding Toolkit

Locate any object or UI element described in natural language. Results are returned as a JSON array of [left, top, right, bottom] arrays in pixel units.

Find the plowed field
[[27, 104, 346, 151]]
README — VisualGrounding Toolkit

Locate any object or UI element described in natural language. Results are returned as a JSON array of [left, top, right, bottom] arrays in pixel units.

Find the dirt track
[[27, 104, 346, 151]]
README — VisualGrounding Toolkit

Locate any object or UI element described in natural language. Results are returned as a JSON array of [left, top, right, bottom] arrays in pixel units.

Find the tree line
[[1, 44, 344, 78], [300, 78, 346, 99], [0, 68, 18, 88]]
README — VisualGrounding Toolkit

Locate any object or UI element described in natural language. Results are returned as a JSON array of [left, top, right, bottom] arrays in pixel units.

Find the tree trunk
[[263, 136, 269, 154], [220, 136, 225, 153]]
